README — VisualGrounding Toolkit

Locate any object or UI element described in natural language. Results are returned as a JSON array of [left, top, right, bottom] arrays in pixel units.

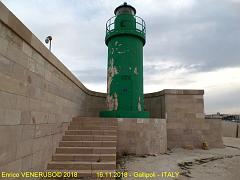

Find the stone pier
[[0, 1, 223, 174]]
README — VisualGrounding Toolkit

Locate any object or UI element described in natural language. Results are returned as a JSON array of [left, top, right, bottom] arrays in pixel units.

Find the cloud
[[205, 87, 240, 114], [143, 0, 240, 72], [4, 0, 239, 71], [73, 68, 106, 85]]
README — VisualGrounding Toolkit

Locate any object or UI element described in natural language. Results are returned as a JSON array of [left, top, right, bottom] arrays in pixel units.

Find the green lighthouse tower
[[100, 2, 149, 118]]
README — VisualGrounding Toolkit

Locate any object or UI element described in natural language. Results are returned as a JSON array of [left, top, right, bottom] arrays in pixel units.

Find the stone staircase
[[47, 117, 117, 179]]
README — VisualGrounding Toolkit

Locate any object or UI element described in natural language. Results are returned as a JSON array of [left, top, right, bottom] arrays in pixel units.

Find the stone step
[[68, 125, 117, 130], [70, 120, 117, 126], [72, 117, 117, 123], [65, 130, 117, 136], [47, 161, 116, 170], [59, 141, 117, 147], [46, 117, 117, 179], [56, 147, 116, 154], [62, 135, 117, 141], [52, 154, 116, 162]]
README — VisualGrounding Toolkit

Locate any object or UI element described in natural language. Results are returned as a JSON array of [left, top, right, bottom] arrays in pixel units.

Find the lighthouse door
[[120, 75, 133, 111]]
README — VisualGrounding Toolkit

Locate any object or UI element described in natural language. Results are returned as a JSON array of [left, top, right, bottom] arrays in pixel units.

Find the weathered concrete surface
[[118, 137, 240, 180], [117, 118, 167, 155]]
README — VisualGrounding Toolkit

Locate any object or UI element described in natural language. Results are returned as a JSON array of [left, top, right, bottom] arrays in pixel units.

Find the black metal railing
[[106, 16, 146, 35]]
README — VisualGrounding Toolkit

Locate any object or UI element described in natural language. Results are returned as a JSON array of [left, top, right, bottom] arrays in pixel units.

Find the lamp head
[[114, 2, 136, 15], [45, 36, 52, 44]]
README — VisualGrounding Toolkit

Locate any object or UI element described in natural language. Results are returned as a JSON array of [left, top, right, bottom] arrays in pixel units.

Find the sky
[[1, 0, 240, 114]]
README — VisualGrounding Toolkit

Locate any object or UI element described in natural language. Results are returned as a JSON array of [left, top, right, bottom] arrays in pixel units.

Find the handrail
[[106, 16, 146, 35]]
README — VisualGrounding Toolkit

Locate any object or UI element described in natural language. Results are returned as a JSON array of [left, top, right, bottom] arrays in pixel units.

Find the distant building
[[205, 112, 240, 123]]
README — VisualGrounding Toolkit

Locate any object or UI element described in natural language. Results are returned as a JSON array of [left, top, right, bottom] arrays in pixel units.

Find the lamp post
[[45, 36, 52, 51]]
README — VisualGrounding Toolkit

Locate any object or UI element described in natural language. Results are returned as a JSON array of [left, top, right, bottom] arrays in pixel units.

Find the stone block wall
[[204, 119, 224, 148], [117, 118, 167, 155], [144, 92, 165, 118], [145, 90, 223, 149], [238, 124, 240, 138], [0, 2, 106, 172], [221, 121, 239, 138], [164, 90, 204, 148], [164, 90, 223, 148]]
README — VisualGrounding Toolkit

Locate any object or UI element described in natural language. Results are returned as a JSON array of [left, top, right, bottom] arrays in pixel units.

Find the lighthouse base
[[99, 110, 150, 118]]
